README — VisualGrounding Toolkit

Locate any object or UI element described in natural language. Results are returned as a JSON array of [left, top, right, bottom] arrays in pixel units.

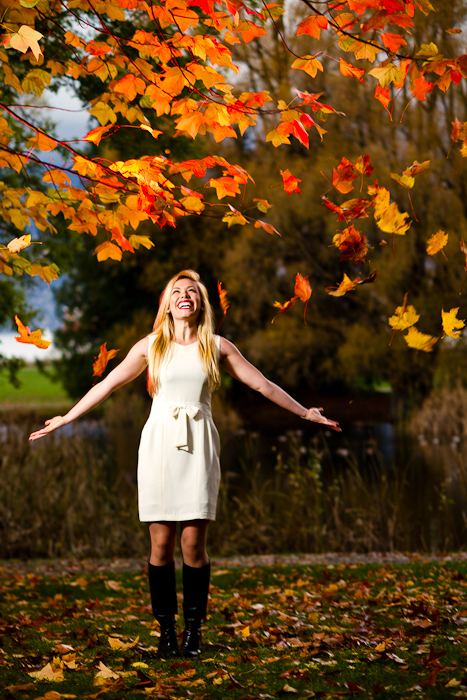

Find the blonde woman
[[29, 269, 340, 658]]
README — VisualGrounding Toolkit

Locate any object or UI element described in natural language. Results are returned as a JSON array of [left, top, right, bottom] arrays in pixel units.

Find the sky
[[0, 87, 89, 361]]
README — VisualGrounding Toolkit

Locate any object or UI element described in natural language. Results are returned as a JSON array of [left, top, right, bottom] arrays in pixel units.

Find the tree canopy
[[2, 0, 467, 396]]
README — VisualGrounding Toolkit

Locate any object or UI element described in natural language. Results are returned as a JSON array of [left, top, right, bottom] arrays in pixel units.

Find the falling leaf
[[271, 296, 298, 323], [332, 225, 369, 265], [294, 272, 312, 323], [325, 273, 361, 297], [442, 308, 465, 339], [331, 157, 359, 194], [427, 230, 448, 258], [217, 280, 230, 333], [280, 169, 302, 194], [391, 160, 430, 190], [15, 315, 51, 349], [92, 343, 119, 379], [389, 294, 420, 334], [7, 234, 33, 253], [404, 327, 438, 352]]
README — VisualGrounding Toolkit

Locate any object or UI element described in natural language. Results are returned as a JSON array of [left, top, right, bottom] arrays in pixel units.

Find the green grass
[[1, 561, 467, 698], [0, 365, 70, 405]]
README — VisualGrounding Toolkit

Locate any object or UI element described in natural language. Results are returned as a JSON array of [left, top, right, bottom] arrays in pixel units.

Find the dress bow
[[167, 404, 200, 449]]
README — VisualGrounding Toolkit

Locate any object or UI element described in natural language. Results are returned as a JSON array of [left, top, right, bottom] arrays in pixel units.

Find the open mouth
[[177, 301, 194, 310]]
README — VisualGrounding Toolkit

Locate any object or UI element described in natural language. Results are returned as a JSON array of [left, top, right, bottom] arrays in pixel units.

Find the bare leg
[[180, 519, 209, 567], [149, 522, 177, 566]]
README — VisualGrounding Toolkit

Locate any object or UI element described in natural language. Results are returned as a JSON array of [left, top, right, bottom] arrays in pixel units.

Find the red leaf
[[92, 343, 119, 379], [280, 169, 302, 194], [340, 58, 366, 83]]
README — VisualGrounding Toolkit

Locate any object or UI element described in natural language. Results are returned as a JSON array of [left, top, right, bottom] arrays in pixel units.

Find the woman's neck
[[172, 320, 198, 345]]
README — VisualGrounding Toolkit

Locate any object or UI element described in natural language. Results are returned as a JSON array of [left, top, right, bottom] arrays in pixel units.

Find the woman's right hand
[[29, 415, 68, 441]]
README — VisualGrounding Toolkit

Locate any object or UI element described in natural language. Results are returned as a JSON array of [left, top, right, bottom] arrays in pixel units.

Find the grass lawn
[[0, 365, 70, 406], [1, 561, 467, 698]]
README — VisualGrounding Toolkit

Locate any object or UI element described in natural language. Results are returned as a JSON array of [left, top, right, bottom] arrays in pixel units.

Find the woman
[[29, 269, 340, 658]]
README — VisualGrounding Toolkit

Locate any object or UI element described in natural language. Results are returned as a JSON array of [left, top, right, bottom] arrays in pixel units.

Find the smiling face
[[169, 277, 202, 322]]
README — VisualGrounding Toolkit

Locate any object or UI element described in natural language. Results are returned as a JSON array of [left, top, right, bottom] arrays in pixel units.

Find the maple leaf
[[333, 225, 369, 264], [325, 273, 361, 297], [442, 308, 465, 339], [389, 295, 420, 332], [404, 326, 438, 352], [209, 177, 241, 199], [280, 169, 302, 194], [323, 197, 372, 222], [217, 281, 230, 333], [108, 635, 139, 650], [83, 125, 115, 146], [451, 118, 463, 142], [340, 58, 366, 82], [254, 220, 281, 236], [374, 85, 392, 116], [7, 234, 32, 253], [426, 230, 448, 259], [294, 272, 312, 324], [271, 296, 298, 323], [92, 343, 119, 378], [94, 660, 120, 685], [3, 25, 44, 61], [28, 659, 64, 682], [94, 241, 123, 262], [291, 55, 324, 78], [376, 202, 411, 236], [15, 315, 51, 349], [391, 160, 430, 189], [296, 14, 328, 39], [381, 32, 407, 52], [331, 158, 359, 194]]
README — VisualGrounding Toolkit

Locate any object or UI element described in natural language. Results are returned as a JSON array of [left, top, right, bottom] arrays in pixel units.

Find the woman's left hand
[[303, 407, 341, 432]]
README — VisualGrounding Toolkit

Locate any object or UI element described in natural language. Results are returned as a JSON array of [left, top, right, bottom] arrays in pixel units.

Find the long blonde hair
[[147, 270, 220, 396]]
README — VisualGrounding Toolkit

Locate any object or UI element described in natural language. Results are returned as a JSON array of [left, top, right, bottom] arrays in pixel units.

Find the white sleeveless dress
[[137, 335, 221, 522]]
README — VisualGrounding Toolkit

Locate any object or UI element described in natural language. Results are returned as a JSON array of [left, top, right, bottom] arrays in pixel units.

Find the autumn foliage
[[1, 0, 467, 365]]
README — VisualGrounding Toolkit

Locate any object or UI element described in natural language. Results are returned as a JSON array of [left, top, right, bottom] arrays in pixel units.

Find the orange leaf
[[14, 315, 51, 350], [111, 228, 135, 253], [332, 158, 358, 194], [114, 73, 146, 101], [209, 177, 241, 199], [217, 281, 229, 333], [451, 118, 463, 142], [271, 296, 298, 323], [254, 220, 281, 236], [280, 169, 302, 195], [296, 14, 328, 39], [325, 273, 361, 297], [381, 32, 407, 52], [83, 125, 115, 146], [92, 343, 119, 378], [339, 58, 366, 83], [294, 273, 312, 324]]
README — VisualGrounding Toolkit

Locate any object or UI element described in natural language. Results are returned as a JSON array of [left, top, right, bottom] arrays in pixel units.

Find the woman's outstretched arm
[[219, 338, 341, 432], [29, 337, 149, 441]]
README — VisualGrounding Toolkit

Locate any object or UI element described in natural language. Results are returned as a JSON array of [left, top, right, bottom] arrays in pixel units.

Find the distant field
[[0, 365, 70, 405]]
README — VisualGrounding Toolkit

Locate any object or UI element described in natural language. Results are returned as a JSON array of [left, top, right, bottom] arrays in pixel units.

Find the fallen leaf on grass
[[94, 660, 120, 685], [108, 634, 139, 650], [28, 660, 64, 682]]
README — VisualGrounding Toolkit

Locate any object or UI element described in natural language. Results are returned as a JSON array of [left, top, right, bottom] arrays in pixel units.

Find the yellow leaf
[[442, 308, 465, 339], [282, 684, 298, 693], [108, 635, 139, 650], [446, 679, 462, 687], [375, 642, 386, 652], [89, 101, 117, 126], [368, 63, 403, 88], [427, 230, 448, 256], [404, 327, 438, 352], [30, 264, 60, 283], [94, 242, 122, 262], [389, 297, 420, 331], [94, 661, 120, 685], [128, 235, 154, 250], [240, 625, 250, 637], [376, 202, 411, 236], [265, 128, 291, 147], [28, 661, 64, 682]]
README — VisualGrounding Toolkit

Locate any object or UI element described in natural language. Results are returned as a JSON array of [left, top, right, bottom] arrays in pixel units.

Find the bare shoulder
[[218, 336, 239, 361], [129, 335, 151, 359]]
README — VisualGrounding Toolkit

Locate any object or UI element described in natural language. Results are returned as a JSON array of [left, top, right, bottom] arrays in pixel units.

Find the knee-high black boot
[[147, 561, 179, 657], [180, 562, 210, 657]]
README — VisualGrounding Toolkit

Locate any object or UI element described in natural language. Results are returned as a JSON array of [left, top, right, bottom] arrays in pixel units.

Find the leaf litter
[[2, 561, 467, 697]]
